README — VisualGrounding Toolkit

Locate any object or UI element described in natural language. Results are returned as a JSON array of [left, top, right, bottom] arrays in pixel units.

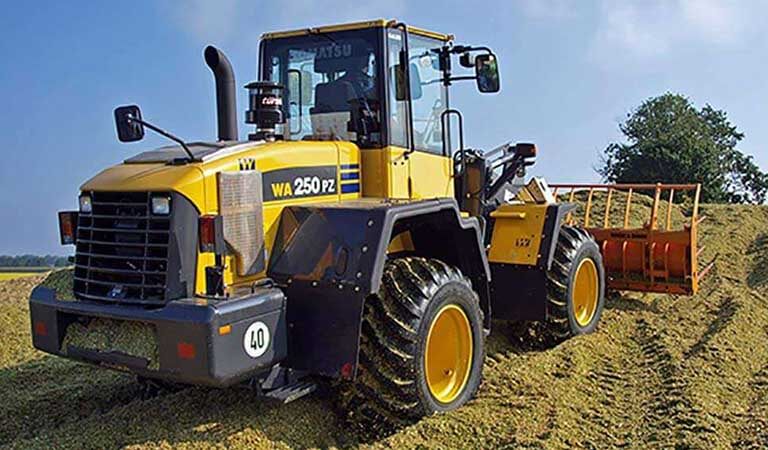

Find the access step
[[263, 380, 317, 403]]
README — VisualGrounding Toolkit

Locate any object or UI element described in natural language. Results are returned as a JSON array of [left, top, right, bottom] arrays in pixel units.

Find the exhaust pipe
[[204, 46, 238, 142]]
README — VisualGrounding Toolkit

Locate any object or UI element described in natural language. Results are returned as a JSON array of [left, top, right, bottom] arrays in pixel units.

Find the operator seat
[[306, 52, 355, 140], [313, 81, 355, 113], [309, 82, 356, 141]]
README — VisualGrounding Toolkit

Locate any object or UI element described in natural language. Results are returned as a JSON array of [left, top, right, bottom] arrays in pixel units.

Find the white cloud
[[165, 0, 408, 45], [679, 0, 746, 44], [518, 0, 578, 20], [170, 0, 244, 44], [589, 0, 761, 67]]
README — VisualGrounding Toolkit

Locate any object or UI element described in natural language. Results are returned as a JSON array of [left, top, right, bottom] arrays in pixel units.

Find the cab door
[[406, 32, 453, 199], [386, 29, 454, 200]]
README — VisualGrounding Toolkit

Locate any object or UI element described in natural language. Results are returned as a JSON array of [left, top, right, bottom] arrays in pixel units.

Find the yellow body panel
[[261, 19, 453, 42], [407, 150, 454, 199], [360, 147, 454, 199], [82, 140, 361, 295], [361, 147, 408, 198], [81, 163, 206, 201], [487, 203, 549, 266]]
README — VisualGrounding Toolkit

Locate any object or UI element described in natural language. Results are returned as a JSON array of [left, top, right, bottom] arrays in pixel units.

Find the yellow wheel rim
[[424, 304, 473, 404], [572, 258, 599, 327]]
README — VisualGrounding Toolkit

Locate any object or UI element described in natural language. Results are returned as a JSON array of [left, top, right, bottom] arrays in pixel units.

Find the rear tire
[[545, 226, 605, 338], [342, 257, 485, 432]]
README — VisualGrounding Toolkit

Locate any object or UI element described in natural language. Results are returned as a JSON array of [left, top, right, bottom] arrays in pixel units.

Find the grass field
[[0, 272, 41, 281], [1, 203, 767, 449]]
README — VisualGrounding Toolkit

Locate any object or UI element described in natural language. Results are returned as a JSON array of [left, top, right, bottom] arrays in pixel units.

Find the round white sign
[[243, 321, 270, 358]]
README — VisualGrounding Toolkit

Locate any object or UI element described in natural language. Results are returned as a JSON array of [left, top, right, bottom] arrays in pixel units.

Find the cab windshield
[[261, 29, 383, 147]]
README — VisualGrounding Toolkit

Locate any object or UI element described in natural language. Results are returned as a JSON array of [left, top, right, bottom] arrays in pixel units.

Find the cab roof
[[260, 19, 453, 42]]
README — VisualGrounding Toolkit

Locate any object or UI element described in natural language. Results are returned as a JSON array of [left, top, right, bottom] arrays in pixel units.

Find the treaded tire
[[340, 257, 485, 434], [545, 226, 605, 338]]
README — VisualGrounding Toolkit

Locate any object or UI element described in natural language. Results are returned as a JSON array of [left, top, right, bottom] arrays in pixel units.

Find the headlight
[[151, 196, 171, 215], [79, 195, 92, 213]]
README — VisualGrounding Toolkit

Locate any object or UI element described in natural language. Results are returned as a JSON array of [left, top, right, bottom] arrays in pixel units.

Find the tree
[[599, 93, 768, 204], [0, 254, 70, 267]]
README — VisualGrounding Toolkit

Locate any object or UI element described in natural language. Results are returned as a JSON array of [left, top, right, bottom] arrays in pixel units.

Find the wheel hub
[[573, 258, 599, 327], [425, 304, 473, 404]]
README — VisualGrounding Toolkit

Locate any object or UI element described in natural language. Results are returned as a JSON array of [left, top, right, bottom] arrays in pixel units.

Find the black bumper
[[29, 286, 287, 387]]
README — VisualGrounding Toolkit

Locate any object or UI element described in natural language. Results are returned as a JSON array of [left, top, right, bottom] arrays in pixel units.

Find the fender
[[488, 202, 578, 321], [266, 198, 490, 379], [542, 202, 578, 269]]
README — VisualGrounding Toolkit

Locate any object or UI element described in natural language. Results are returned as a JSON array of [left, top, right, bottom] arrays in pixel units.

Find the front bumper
[[29, 286, 287, 387]]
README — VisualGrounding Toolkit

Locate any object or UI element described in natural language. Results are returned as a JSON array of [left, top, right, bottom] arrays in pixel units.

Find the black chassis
[[266, 197, 491, 380], [30, 198, 575, 388]]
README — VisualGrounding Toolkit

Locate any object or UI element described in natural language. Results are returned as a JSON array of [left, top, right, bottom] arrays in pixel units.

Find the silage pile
[[38, 269, 160, 368], [557, 188, 689, 230], [1, 199, 767, 449], [40, 268, 74, 299]]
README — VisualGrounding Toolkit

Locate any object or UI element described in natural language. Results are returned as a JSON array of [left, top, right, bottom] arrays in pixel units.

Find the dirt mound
[[1, 203, 767, 449]]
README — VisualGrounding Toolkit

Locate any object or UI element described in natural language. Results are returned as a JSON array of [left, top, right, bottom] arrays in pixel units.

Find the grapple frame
[[550, 183, 712, 295]]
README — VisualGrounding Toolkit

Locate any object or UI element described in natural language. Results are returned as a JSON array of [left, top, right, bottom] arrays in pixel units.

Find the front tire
[[344, 257, 485, 429], [545, 226, 605, 337]]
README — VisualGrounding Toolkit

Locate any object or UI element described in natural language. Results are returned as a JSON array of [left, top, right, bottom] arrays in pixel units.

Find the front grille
[[74, 192, 170, 304]]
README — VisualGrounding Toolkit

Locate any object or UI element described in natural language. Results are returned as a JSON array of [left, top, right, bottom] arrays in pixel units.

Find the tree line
[[600, 93, 767, 204], [0, 255, 70, 267]]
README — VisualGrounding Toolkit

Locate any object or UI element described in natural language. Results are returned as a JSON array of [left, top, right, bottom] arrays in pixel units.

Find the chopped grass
[[62, 319, 160, 370], [39, 268, 74, 299], [558, 188, 689, 230], [1, 203, 767, 448]]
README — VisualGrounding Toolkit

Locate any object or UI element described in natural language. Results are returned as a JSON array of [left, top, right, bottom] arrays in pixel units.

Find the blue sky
[[1, 0, 767, 255]]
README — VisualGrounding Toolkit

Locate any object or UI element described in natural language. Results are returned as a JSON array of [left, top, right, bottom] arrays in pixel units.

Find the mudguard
[[266, 198, 490, 379], [488, 202, 577, 321]]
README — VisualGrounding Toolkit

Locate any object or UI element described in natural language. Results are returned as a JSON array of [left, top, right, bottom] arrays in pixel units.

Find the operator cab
[[253, 20, 501, 201], [256, 20, 499, 153]]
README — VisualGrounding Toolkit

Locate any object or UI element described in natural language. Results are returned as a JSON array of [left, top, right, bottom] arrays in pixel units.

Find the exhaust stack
[[204, 46, 238, 142]]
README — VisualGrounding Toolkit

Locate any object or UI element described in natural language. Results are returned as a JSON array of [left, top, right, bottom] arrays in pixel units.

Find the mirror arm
[[127, 115, 197, 162], [443, 75, 478, 85]]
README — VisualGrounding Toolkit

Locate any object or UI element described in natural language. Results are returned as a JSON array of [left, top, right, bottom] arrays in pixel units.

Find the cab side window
[[386, 32, 448, 154], [386, 31, 409, 148], [408, 35, 447, 155]]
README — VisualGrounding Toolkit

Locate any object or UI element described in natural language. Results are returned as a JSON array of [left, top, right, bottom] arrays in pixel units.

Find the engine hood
[[78, 139, 351, 214], [123, 142, 230, 164], [80, 162, 206, 193], [80, 141, 264, 210]]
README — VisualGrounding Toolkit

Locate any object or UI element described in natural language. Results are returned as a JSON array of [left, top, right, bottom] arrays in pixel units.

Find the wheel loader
[[30, 19, 707, 424]]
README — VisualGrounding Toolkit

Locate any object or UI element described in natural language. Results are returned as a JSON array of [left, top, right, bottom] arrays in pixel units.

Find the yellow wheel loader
[[31, 19, 705, 423]]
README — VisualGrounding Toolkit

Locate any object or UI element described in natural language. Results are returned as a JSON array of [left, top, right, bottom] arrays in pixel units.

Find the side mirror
[[114, 105, 145, 142], [394, 62, 423, 101], [475, 54, 500, 93]]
